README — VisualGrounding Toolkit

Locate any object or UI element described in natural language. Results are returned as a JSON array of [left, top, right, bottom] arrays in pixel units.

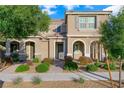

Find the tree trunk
[[119, 57, 122, 88], [104, 49, 114, 88]]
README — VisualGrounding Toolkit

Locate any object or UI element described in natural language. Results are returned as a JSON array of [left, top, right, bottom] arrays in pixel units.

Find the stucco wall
[[67, 14, 109, 36]]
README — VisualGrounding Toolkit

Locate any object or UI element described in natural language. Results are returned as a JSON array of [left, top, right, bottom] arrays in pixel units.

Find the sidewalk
[[0, 70, 123, 82]]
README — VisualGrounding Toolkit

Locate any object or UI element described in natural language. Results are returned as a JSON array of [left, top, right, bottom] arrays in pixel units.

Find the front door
[[55, 42, 64, 59]]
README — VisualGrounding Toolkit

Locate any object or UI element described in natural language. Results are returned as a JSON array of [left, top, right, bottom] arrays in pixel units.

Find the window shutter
[[75, 16, 79, 29]]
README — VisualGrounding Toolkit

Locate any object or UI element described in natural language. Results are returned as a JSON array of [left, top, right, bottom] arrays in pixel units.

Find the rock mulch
[[2, 80, 123, 88]]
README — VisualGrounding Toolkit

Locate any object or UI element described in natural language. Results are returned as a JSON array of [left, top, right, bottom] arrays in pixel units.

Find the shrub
[[42, 58, 53, 65], [13, 77, 23, 85], [78, 77, 85, 84], [94, 62, 101, 67], [31, 76, 42, 85], [15, 64, 29, 72], [103, 63, 116, 70], [33, 57, 40, 63], [35, 63, 49, 73], [122, 63, 124, 70], [79, 56, 93, 65], [64, 56, 73, 62], [11, 52, 19, 63], [26, 60, 33, 66], [64, 61, 78, 71], [86, 64, 98, 72]]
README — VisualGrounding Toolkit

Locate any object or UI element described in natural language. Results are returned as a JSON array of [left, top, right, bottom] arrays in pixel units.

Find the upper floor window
[[79, 17, 96, 30]]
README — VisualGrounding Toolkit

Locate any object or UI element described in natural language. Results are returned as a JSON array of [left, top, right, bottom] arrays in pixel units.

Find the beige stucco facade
[[4, 11, 112, 61]]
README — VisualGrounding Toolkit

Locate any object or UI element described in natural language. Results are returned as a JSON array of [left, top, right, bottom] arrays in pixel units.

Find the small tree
[[100, 7, 124, 87], [0, 5, 50, 40]]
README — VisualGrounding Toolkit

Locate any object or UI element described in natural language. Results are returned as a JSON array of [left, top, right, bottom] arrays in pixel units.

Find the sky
[[39, 5, 123, 19]]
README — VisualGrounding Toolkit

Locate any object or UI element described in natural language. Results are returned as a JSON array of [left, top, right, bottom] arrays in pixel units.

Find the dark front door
[[56, 42, 64, 59]]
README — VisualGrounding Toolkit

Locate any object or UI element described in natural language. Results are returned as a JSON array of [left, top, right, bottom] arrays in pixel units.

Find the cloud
[[64, 5, 79, 10], [103, 5, 124, 15], [41, 5, 57, 15], [85, 5, 94, 10]]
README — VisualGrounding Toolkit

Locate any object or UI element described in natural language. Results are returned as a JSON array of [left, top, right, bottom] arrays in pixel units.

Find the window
[[56, 25, 61, 32], [79, 17, 96, 30]]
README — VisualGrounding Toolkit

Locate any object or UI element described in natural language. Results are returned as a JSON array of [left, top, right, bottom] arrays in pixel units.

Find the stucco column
[[49, 39, 54, 59], [5, 40, 11, 56], [19, 40, 26, 61], [19, 40, 25, 54], [67, 38, 73, 57], [85, 42, 90, 57]]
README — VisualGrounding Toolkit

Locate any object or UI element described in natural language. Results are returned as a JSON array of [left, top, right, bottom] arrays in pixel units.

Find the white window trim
[[79, 16, 96, 31]]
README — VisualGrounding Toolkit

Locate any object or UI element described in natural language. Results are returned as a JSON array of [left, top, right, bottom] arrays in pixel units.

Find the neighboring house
[[2, 11, 112, 61]]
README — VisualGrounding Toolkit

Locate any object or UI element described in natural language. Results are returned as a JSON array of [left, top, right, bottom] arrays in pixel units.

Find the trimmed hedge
[[64, 61, 78, 71], [86, 64, 98, 72], [35, 63, 49, 73], [103, 63, 116, 70], [15, 64, 29, 72]]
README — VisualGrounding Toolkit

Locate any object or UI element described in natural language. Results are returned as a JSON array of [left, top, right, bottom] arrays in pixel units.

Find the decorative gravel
[[2, 80, 123, 88]]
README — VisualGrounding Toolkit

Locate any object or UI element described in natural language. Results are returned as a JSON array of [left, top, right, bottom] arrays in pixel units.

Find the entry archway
[[10, 41, 20, 53], [25, 41, 35, 60], [73, 41, 85, 59]]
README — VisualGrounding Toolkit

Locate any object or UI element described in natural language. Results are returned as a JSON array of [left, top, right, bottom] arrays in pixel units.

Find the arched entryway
[[10, 41, 20, 53], [90, 41, 105, 61], [73, 41, 84, 59], [25, 41, 35, 60]]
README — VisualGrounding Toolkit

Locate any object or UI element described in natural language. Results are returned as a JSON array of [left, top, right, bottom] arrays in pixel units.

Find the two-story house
[[3, 11, 112, 61]]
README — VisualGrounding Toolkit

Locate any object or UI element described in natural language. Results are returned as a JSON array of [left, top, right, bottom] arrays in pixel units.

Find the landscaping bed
[[2, 80, 123, 88]]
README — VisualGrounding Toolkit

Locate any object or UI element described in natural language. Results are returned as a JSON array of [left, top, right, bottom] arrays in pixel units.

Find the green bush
[[64, 61, 78, 71], [15, 64, 29, 72], [78, 77, 85, 84], [33, 57, 40, 63], [31, 76, 42, 85], [13, 77, 23, 85], [94, 62, 101, 67], [78, 56, 92, 65], [122, 63, 124, 70], [103, 63, 116, 70], [86, 64, 98, 72], [35, 63, 49, 73], [42, 58, 53, 65], [11, 52, 19, 63]]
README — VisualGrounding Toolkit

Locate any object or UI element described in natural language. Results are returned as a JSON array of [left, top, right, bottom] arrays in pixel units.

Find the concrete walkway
[[0, 70, 123, 82]]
